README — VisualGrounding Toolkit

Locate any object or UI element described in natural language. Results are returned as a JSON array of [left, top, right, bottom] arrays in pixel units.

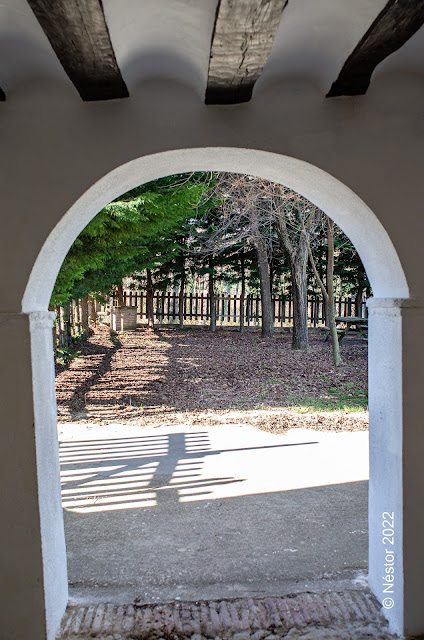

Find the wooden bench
[[320, 326, 346, 342], [321, 318, 368, 342]]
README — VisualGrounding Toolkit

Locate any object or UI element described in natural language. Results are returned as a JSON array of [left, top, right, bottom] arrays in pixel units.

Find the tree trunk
[[355, 286, 364, 318], [209, 258, 216, 332], [80, 297, 89, 334], [88, 297, 97, 325], [158, 292, 165, 325], [327, 219, 341, 366], [249, 208, 273, 338], [306, 222, 341, 366], [255, 243, 273, 338], [72, 299, 78, 332], [239, 252, 245, 333], [116, 284, 124, 306], [275, 209, 307, 348], [52, 305, 59, 355], [291, 252, 308, 349], [62, 301, 72, 349], [146, 269, 155, 329], [269, 264, 274, 297], [179, 256, 186, 329], [58, 306, 64, 347]]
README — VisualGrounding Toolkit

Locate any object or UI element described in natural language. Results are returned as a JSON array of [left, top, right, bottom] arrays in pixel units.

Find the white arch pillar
[[367, 297, 424, 636], [30, 311, 68, 637]]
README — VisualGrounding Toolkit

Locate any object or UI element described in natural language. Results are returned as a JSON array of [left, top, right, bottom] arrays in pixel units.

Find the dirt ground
[[55, 324, 368, 432]]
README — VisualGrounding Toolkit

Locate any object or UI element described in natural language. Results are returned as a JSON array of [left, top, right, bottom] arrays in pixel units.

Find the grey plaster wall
[[0, 313, 48, 640], [1, 64, 424, 639], [1, 75, 424, 313]]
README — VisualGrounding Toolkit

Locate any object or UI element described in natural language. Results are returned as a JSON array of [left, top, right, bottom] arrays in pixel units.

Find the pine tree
[[51, 173, 214, 306]]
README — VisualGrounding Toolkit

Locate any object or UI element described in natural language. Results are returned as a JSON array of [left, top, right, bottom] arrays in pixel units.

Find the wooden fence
[[112, 292, 366, 327]]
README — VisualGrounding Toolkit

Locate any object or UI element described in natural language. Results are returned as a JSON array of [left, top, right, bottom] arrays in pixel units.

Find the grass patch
[[288, 391, 368, 413]]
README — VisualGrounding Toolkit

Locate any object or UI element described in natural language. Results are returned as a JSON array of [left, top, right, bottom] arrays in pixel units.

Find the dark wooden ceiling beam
[[27, 0, 128, 101], [206, 0, 288, 105], [327, 0, 424, 98]]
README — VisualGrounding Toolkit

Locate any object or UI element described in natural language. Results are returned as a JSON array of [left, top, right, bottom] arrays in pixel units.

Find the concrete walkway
[[59, 422, 369, 605]]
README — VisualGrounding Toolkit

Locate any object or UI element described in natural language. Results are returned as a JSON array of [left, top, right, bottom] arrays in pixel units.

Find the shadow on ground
[[61, 426, 368, 604]]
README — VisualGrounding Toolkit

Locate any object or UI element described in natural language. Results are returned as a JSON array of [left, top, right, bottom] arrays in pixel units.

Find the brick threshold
[[58, 589, 398, 639]]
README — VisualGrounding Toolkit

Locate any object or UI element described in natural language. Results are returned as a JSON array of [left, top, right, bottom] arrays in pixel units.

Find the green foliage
[[52, 170, 369, 311], [55, 347, 81, 366], [51, 173, 214, 306]]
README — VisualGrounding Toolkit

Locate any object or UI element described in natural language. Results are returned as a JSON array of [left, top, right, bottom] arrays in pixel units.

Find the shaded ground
[[56, 325, 368, 431]]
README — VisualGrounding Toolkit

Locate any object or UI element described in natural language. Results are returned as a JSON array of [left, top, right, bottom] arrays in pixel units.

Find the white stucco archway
[[22, 148, 412, 639], [22, 147, 408, 312]]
